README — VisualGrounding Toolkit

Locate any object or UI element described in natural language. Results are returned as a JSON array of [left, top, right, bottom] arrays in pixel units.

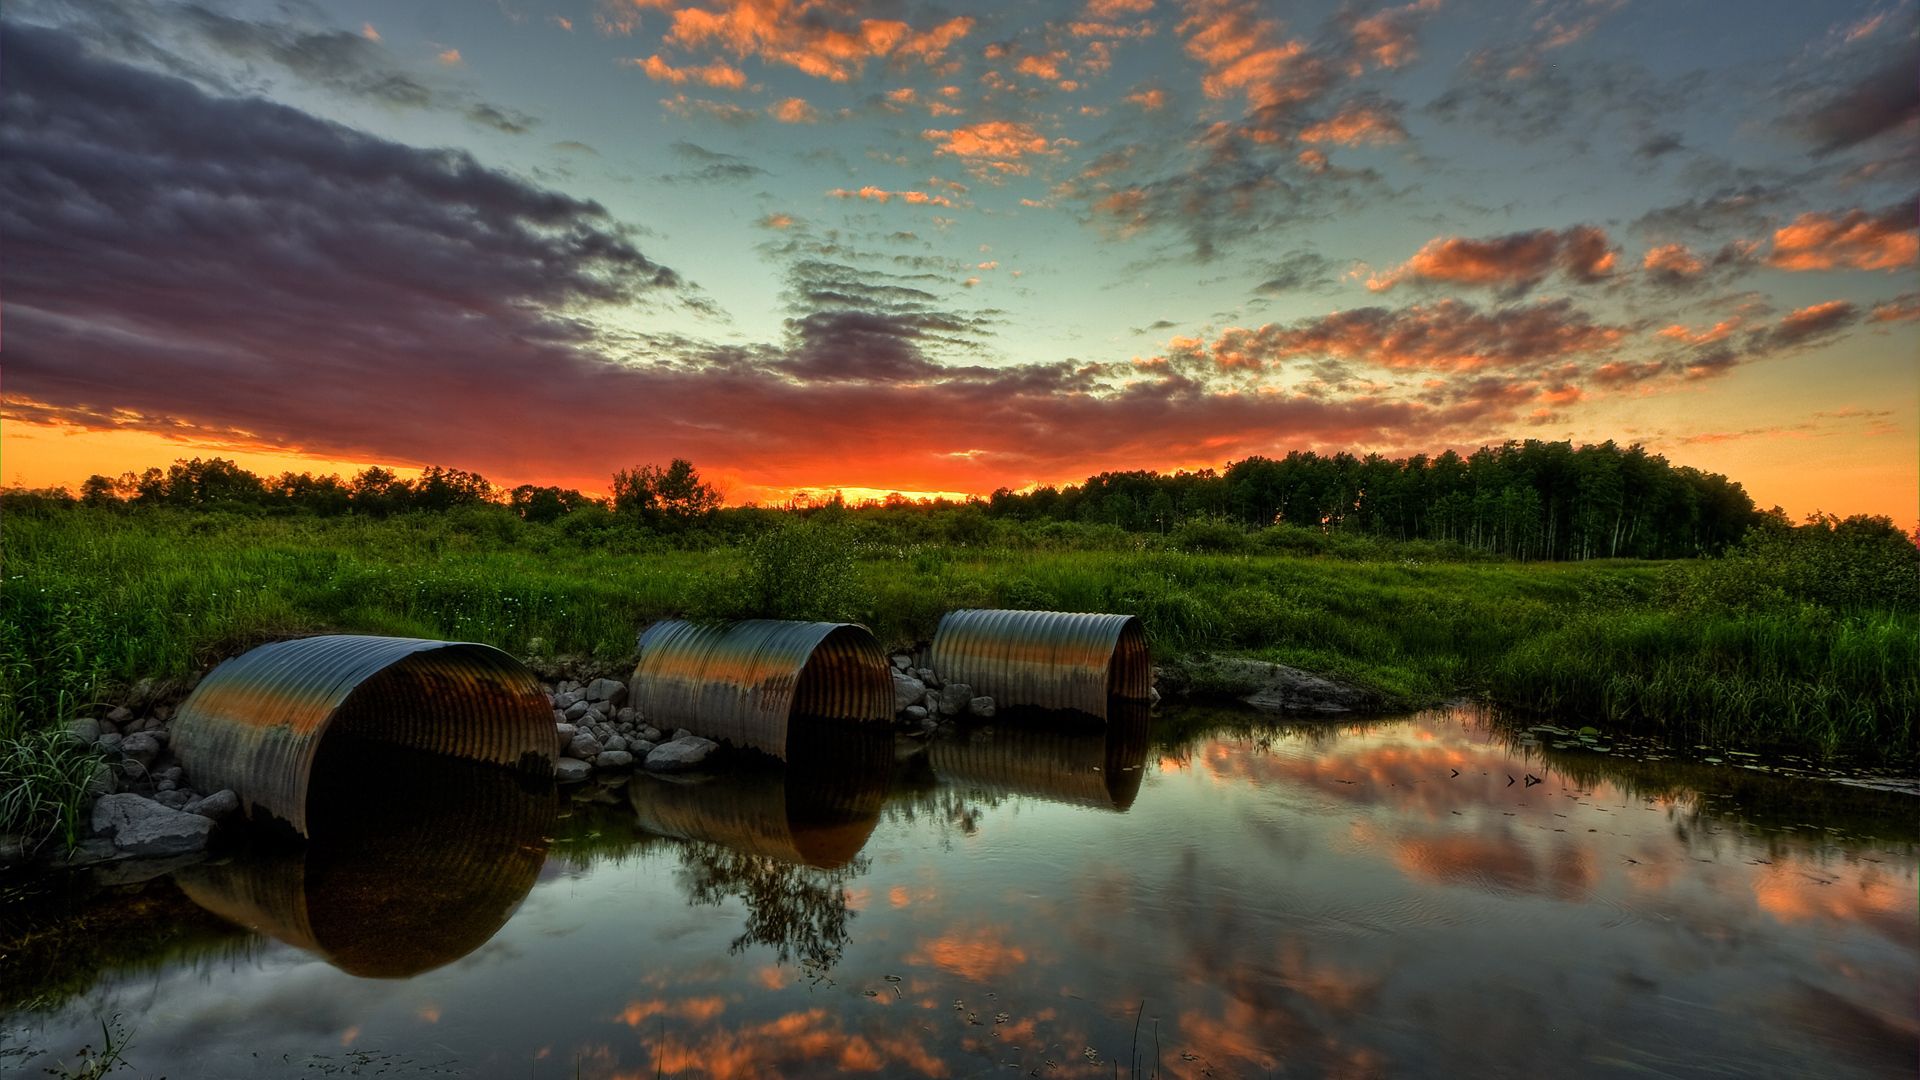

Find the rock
[[915, 667, 940, 688], [90, 793, 213, 857], [559, 679, 581, 694], [1178, 655, 1377, 714], [1149, 686, 1161, 705], [157, 766, 184, 784], [904, 705, 929, 722], [120, 732, 163, 766], [629, 739, 657, 756], [184, 790, 240, 819], [66, 717, 102, 746], [639, 726, 663, 743], [616, 707, 637, 725], [155, 779, 177, 792], [937, 682, 975, 717], [85, 763, 117, 797], [584, 678, 627, 706], [923, 691, 941, 711], [646, 736, 718, 772], [152, 789, 193, 810], [563, 700, 592, 723], [673, 728, 693, 741], [595, 750, 635, 769], [152, 704, 173, 722], [554, 757, 592, 783], [567, 731, 604, 759], [97, 732, 124, 756], [892, 670, 928, 713], [554, 691, 582, 710], [603, 735, 629, 753], [106, 706, 134, 725], [553, 709, 568, 724], [891, 654, 913, 671], [968, 696, 996, 718], [0, 834, 26, 867]]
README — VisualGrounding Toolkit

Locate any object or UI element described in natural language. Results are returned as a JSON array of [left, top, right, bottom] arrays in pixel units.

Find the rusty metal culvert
[[928, 609, 1151, 719], [630, 620, 893, 759], [172, 635, 556, 836]]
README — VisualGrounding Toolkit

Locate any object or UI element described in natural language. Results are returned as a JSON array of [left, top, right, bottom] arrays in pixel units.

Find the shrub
[[724, 518, 865, 622]]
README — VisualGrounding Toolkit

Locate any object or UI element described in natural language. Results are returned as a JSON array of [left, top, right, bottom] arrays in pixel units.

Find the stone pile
[[543, 676, 717, 782], [58, 701, 240, 863], [886, 648, 995, 732]]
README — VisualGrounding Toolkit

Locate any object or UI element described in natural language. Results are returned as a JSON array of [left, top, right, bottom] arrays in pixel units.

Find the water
[[4, 705, 1914, 1078]]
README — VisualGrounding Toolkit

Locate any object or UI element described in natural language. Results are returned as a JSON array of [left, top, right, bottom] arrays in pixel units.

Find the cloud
[[1252, 250, 1335, 294], [24, 0, 538, 133], [1768, 205, 1918, 271], [436, 47, 463, 66], [648, 0, 973, 82], [769, 96, 819, 123], [1200, 298, 1625, 372], [1779, 54, 1920, 156], [1298, 97, 1407, 145], [625, 53, 749, 89], [660, 140, 767, 183], [922, 120, 1062, 176], [1368, 226, 1617, 295], [827, 186, 952, 207], [661, 92, 760, 123], [1746, 300, 1861, 351]]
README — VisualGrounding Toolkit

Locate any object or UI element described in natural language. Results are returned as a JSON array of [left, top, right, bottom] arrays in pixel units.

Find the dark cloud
[[1634, 132, 1685, 160], [1780, 54, 1920, 157], [1631, 185, 1786, 239], [1254, 250, 1338, 295], [18, 0, 538, 133], [659, 139, 769, 183]]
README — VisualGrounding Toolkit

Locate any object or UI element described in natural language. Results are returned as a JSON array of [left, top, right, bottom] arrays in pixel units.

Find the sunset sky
[[2, 0, 1915, 518]]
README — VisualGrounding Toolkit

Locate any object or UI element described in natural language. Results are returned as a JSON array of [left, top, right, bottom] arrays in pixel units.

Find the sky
[[1, 0, 1915, 518]]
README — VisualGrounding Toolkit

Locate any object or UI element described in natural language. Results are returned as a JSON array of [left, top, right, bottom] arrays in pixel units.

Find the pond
[[4, 704, 1914, 1078]]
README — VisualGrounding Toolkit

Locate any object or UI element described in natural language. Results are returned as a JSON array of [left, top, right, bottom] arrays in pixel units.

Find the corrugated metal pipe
[[172, 635, 557, 837], [630, 620, 893, 759], [928, 609, 1151, 719]]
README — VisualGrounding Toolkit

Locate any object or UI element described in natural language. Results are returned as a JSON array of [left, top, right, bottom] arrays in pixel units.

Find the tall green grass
[[0, 504, 1912, 850]]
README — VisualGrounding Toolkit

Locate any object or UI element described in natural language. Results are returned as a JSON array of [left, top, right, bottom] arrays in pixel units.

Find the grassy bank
[[2, 505, 1914, 843]]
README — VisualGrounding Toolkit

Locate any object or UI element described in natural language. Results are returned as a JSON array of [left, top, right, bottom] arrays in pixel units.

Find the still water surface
[[6, 706, 1915, 1078]]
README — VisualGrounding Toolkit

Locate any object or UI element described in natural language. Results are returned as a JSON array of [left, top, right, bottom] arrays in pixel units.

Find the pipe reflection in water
[[175, 733, 554, 978], [630, 718, 893, 969], [927, 699, 1153, 811]]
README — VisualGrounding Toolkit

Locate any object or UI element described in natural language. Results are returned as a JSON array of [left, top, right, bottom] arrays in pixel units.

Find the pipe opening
[[1106, 618, 1153, 701]]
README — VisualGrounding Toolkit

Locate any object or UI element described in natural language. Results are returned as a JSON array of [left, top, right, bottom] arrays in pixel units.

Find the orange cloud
[[1013, 51, 1068, 80], [627, 54, 749, 88], [619, 997, 729, 1025], [1299, 99, 1405, 145], [1208, 299, 1624, 372], [654, 0, 973, 82], [1369, 226, 1617, 293], [1178, 0, 1312, 111], [1347, 0, 1439, 70], [922, 120, 1062, 175], [1125, 86, 1167, 110], [769, 96, 819, 122], [828, 186, 952, 207], [1642, 242, 1706, 279], [437, 47, 463, 65], [1769, 206, 1918, 271]]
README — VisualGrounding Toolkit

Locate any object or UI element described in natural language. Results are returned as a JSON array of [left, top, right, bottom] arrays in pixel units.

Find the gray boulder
[[915, 667, 940, 688], [1180, 655, 1377, 714], [96, 732, 124, 756], [120, 732, 163, 766], [90, 794, 213, 857], [595, 750, 635, 769], [937, 682, 975, 717], [673, 728, 693, 741], [106, 706, 134, 725], [185, 790, 240, 819], [602, 735, 629, 753], [567, 731, 604, 760], [554, 690, 582, 710], [152, 789, 193, 810], [554, 757, 592, 783], [615, 707, 637, 725], [892, 670, 928, 713], [646, 736, 718, 772], [638, 726, 663, 743], [629, 739, 657, 756], [903, 705, 929, 722], [584, 678, 627, 706], [66, 717, 102, 746], [891, 654, 912, 671], [563, 700, 592, 722], [968, 696, 996, 718]]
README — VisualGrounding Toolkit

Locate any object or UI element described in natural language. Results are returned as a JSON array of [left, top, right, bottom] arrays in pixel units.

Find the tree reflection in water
[[634, 716, 893, 970]]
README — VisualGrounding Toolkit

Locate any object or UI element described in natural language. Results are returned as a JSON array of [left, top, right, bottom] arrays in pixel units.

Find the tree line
[[33, 439, 1830, 559]]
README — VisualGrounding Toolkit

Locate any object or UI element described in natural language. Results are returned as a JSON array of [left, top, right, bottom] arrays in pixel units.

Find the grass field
[[2, 505, 1914, 844]]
